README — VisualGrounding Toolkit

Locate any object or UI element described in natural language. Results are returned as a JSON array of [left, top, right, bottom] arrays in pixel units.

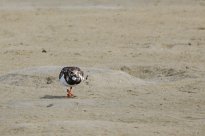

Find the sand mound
[[0, 66, 147, 89], [120, 65, 200, 82]]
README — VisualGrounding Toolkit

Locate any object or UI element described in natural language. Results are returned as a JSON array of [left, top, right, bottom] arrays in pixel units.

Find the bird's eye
[[70, 72, 75, 76]]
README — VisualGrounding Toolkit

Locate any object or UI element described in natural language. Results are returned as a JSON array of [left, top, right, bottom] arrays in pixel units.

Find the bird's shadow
[[40, 95, 77, 99]]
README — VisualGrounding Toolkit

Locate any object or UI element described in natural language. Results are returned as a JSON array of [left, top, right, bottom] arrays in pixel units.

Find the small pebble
[[42, 49, 47, 53], [46, 104, 54, 107], [46, 77, 53, 84]]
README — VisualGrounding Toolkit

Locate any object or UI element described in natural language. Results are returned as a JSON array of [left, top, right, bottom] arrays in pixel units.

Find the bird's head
[[69, 70, 83, 82]]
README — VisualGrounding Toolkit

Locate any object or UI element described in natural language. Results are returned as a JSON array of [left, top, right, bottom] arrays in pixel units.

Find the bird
[[59, 66, 85, 97]]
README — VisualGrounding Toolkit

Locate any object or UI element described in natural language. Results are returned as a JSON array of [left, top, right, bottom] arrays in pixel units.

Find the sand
[[0, 0, 205, 135]]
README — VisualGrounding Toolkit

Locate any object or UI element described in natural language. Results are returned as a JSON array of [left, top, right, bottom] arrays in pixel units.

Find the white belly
[[59, 75, 76, 87], [59, 75, 69, 86]]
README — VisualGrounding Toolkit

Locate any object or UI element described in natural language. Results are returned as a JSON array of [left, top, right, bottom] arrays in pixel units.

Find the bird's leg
[[70, 87, 73, 96], [67, 87, 73, 97]]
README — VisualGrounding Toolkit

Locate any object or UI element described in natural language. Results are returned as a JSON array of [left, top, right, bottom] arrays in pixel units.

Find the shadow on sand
[[40, 95, 77, 99]]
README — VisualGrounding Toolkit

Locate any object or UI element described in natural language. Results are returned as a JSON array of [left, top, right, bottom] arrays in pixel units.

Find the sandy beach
[[0, 0, 205, 135]]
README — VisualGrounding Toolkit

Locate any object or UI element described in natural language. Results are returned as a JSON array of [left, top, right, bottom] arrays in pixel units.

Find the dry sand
[[0, 0, 205, 135]]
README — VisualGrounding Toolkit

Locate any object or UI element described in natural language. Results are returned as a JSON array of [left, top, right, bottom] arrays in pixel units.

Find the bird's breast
[[59, 75, 69, 86]]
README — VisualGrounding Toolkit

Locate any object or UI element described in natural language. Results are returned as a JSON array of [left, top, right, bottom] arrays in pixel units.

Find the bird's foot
[[66, 94, 76, 98], [67, 92, 73, 97], [66, 89, 74, 98]]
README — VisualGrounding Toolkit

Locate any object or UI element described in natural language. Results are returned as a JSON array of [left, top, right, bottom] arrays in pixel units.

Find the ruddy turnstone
[[59, 66, 84, 97]]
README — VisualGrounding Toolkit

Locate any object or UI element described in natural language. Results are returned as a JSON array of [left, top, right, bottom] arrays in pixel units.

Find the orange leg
[[67, 87, 73, 97]]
